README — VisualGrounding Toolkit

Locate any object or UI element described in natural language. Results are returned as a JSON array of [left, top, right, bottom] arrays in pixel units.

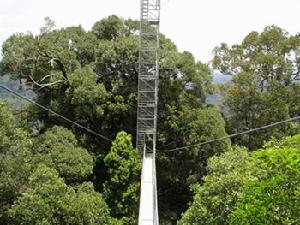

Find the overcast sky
[[0, 0, 299, 63]]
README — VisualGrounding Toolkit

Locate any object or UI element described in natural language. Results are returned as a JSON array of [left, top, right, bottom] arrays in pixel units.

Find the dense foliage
[[213, 26, 300, 149], [179, 135, 300, 224], [0, 101, 113, 224], [0, 16, 299, 224], [1, 15, 230, 224], [103, 132, 141, 223], [9, 165, 112, 225]]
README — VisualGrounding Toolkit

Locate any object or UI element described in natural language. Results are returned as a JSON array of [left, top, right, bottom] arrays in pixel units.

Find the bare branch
[[29, 75, 65, 89], [38, 75, 51, 82]]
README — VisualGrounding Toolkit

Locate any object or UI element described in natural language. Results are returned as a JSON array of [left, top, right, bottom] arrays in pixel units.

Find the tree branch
[[29, 75, 65, 89]]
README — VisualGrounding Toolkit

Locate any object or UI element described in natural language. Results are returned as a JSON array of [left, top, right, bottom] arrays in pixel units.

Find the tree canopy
[[0, 15, 229, 223], [213, 26, 300, 149], [103, 131, 141, 223], [9, 165, 111, 225], [1, 16, 300, 225], [179, 135, 300, 225]]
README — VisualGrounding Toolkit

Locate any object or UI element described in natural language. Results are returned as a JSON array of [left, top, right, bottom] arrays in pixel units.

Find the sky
[[0, 0, 299, 63]]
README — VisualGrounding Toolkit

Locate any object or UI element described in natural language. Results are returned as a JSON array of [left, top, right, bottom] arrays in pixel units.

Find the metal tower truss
[[137, 0, 160, 225], [136, 0, 160, 153]]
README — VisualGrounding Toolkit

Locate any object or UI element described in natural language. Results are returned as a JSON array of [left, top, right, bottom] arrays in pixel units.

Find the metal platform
[[138, 153, 158, 225]]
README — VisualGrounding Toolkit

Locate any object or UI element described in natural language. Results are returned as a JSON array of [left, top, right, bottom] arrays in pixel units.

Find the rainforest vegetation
[[0, 16, 299, 224]]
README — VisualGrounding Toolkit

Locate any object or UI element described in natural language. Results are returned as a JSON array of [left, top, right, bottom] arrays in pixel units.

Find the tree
[[0, 100, 15, 149], [178, 147, 254, 225], [0, 101, 99, 223], [40, 17, 56, 35], [92, 15, 125, 40], [9, 164, 112, 225], [1, 15, 225, 222], [213, 26, 300, 149], [229, 146, 300, 224], [103, 131, 141, 223], [0, 101, 34, 224], [179, 134, 300, 225], [34, 126, 94, 184], [157, 106, 230, 223], [0, 15, 215, 144]]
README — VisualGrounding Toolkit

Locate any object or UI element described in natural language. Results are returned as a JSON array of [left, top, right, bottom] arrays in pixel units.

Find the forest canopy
[[0, 15, 300, 224]]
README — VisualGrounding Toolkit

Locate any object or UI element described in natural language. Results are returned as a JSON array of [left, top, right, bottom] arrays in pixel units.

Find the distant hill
[[206, 71, 232, 105], [0, 74, 35, 108], [211, 71, 232, 85]]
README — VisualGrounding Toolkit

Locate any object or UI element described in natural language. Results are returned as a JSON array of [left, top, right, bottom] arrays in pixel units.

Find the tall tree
[[0, 101, 34, 224], [179, 134, 300, 225], [157, 106, 230, 223], [1, 16, 228, 222], [178, 147, 254, 225], [9, 164, 112, 225], [229, 145, 300, 224], [34, 125, 94, 184], [213, 26, 300, 149], [103, 131, 141, 224], [0, 100, 103, 224]]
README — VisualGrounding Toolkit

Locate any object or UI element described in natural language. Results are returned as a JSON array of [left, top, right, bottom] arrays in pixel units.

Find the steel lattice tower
[[136, 0, 160, 152], [137, 0, 160, 224]]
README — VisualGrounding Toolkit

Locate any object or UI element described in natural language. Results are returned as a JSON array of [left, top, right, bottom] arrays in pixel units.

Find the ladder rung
[[138, 103, 155, 107]]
